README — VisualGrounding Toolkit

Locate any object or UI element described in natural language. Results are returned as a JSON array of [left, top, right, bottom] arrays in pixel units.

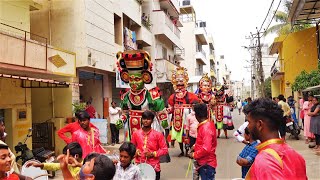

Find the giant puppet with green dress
[[116, 50, 168, 141], [167, 67, 199, 156]]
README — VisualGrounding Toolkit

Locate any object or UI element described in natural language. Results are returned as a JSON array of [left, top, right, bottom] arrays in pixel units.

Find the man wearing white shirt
[[109, 101, 121, 146]]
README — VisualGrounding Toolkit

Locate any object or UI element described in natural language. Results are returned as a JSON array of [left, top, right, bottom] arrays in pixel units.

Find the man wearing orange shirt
[[243, 98, 307, 180]]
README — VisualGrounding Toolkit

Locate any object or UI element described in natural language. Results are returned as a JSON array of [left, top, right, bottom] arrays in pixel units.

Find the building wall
[[0, 1, 31, 34], [281, 27, 318, 85], [0, 78, 32, 153], [271, 80, 281, 97], [79, 78, 103, 117], [180, 21, 196, 76]]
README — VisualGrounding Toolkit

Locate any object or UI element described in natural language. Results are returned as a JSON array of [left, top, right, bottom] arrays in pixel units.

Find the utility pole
[[256, 28, 265, 97]]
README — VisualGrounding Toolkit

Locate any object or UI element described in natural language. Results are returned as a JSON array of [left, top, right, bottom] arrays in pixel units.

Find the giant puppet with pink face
[[195, 73, 216, 121], [116, 50, 168, 141]]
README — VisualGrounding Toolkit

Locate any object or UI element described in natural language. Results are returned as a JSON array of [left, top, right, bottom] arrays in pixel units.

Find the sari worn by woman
[[303, 101, 315, 139]]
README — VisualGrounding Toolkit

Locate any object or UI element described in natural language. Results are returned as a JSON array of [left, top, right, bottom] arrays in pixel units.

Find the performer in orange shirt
[[243, 98, 307, 180]]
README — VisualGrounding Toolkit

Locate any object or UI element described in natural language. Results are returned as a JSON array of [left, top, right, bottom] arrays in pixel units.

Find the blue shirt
[[238, 140, 259, 178]]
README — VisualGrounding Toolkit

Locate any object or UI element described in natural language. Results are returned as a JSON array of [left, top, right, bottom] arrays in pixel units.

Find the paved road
[[54, 111, 320, 179]]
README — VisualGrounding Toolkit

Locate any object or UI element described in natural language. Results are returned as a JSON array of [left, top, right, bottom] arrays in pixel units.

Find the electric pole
[[256, 28, 265, 97]]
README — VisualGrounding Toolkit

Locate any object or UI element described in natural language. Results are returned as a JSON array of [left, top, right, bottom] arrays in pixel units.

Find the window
[[162, 47, 168, 59]]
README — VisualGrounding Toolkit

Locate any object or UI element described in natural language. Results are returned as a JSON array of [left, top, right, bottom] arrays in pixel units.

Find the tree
[[264, 77, 272, 98], [265, 0, 313, 36], [292, 68, 320, 92]]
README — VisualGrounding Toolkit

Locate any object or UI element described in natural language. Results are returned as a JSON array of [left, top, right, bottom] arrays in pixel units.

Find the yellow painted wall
[[0, 78, 32, 152], [0, 1, 31, 34], [271, 80, 281, 97], [281, 27, 318, 85], [271, 27, 318, 97]]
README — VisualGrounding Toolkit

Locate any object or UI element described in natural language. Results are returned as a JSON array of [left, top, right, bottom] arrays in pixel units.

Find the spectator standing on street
[[109, 101, 121, 146], [299, 97, 305, 129], [277, 94, 291, 139], [236, 100, 242, 115], [236, 127, 259, 178], [303, 94, 315, 144], [131, 110, 168, 180], [189, 103, 217, 180], [243, 98, 307, 179], [308, 97, 320, 153]]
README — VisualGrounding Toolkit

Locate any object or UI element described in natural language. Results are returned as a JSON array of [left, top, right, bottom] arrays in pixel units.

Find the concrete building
[[269, 27, 318, 98], [179, 0, 209, 92], [1, 0, 185, 152], [0, 0, 78, 153], [208, 35, 217, 85]]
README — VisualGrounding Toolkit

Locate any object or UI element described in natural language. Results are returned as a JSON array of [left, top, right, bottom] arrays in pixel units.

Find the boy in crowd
[[113, 142, 141, 180], [26, 142, 83, 179], [131, 110, 168, 180], [236, 127, 259, 178]]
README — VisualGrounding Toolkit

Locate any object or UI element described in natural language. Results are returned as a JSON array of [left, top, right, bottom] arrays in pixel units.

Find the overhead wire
[[258, 0, 275, 33]]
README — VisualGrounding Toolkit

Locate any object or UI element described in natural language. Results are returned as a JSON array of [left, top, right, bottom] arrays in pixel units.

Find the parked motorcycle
[[15, 128, 56, 178], [286, 117, 300, 140]]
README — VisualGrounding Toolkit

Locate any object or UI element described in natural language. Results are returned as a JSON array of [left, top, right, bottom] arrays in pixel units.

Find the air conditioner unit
[[182, 0, 191, 6]]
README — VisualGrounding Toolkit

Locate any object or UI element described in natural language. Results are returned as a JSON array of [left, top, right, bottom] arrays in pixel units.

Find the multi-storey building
[[0, 0, 184, 152], [179, 0, 209, 92]]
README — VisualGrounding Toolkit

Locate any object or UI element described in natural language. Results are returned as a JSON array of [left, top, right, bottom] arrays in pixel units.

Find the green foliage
[[292, 69, 320, 91], [264, 1, 313, 36], [72, 102, 86, 114], [264, 77, 272, 98]]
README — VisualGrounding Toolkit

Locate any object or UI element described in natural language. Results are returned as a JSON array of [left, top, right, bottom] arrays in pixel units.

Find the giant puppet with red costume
[[195, 73, 216, 121], [213, 78, 234, 139], [116, 50, 168, 141], [167, 67, 199, 156]]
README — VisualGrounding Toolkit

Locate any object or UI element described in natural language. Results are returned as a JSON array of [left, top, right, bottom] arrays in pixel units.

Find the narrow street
[[160, 111, 320, 180]]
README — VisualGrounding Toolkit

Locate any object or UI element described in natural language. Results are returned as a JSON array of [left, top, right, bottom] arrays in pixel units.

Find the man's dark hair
[[278, 94, 285, 101], [119, 142, 136, 159], [63, 142, 82, 158], [76, 110, 90, 121], [83, 153, 100, 164], [243, 98, 284, 132], [247, 97, 252, 102], [194, 103, 208, 119], [142, 110, 155, 120], [92, 155, 116, 180], [244, 127, 250, 135], [0, 144, 8, 150]]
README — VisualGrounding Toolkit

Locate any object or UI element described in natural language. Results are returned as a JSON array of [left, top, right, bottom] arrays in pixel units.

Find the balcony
[[155, 59, 178, 83], [195, 27, 208, 45], [195, 68, 204, 76], [174, 46, 185, 60], [153, 10, 182, 49], [270, 58, 284, 80], [117, 0, 142, 26], [210, 69, 216, 78], [0, 23, 76, 77], [208, 36, 214, 50], [136, 21, 153, 47], [159, 0, 180, 17], [195, 49, 207, 65]]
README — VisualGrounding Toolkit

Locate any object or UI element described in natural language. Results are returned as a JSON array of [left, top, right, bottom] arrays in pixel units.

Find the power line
[[259, 0, 275, 32], [262, 0, 283, 36]]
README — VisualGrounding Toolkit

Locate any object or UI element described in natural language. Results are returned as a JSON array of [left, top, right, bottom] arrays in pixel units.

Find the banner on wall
[[90, 119, 107, 144], [124, 27, 137, 50]]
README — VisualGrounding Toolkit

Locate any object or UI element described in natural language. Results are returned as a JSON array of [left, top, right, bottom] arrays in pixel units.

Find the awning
[[0, 73, 82, 88], [302, 84, 320, 92], [289, 0, 320, 23]]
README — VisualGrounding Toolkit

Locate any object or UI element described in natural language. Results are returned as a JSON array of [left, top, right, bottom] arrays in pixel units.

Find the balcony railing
[[270, 58, 283, 77], [196, 49, 206, 58], [0, 23, 76, 76], [164, 12, 180, 38]]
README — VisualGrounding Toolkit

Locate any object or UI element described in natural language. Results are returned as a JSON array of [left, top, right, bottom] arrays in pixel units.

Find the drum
[[138, 163, 156, 180], [21, 160, 48, 180]]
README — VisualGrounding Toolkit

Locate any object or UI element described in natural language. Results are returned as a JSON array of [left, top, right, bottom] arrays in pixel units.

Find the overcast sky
[[193, 0, 282, 84]]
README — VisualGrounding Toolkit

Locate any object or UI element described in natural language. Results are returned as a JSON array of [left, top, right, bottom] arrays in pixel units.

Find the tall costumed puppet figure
[[213, 79, 234, 139], [195, 73, 216, 121], [116, 50, 168, 141], [168, 67, 199, 157]]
